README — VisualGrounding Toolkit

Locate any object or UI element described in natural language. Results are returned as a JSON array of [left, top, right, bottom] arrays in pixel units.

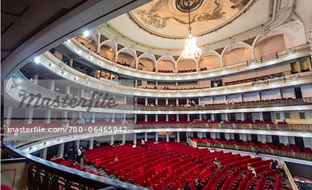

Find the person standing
[[195, 179, 202, 190], [184, 181, 191, 190], [80, 146, 85, 166], [141, 139, 145, 148]]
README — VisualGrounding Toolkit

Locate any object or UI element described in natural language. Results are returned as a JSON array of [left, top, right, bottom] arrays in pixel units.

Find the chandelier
[[181, 0, 202, 59]]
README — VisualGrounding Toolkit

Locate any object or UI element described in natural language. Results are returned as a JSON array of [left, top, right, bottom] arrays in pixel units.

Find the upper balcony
[[62, 37, 311, 82]]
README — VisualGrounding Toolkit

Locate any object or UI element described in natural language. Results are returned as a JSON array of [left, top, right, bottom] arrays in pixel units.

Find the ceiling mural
[[129, 0, 252, 39]]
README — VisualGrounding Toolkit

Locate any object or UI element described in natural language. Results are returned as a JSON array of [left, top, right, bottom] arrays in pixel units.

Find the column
[[247, 134, 252, 141], [241, 113, 245, 121], [33, 74, 39, 85], [177, 132, 180, 142], [199, 114, 202, 121], [62, 111, 68, 119], [259, 112, 264, 121], [166, 132, 169, 142], [266, 135, 273, 143], [165, 98, 169, 106], [75, 140, 80, 147], [224, 113, 229, 121], [166, 114, 169, 121], [41, 148, 48, 160], [176, 99, 179, 106], [5, 106, 13, 125], [155, 114, 158, 122], [198, 98, 201, 106], [187, 98, 189, 104], [176, 114, 179, 121], [187, 114, 190, 121], [135, 80, 138, 87], [133, 133, 137, 145], [122, 134, 126, 144], [134, 114, 137, 123], [65, 85, 70, 95], [211, 132, 216, 139], [45, 110, 52, 124], [155, 98, 158, 106], [145, 98, 148, 106], [49, 80, 55, 91], [91, 113, 95, 123], [123, 114, 127, 122], [25, 108, 34, 124], [239, 134, 247, 141], [257, 135, 266, 143], [145, 132, 148, 142], [69, 59, 74, 67], [123, 96, 127, 105], [89, 137, 94, 149], [225, 133, 230, 140], [80, 89, 84, 98], [303, 137, 312, 148], [112, 113, 115, 123], [239, 94, 243, 102], [110, 135, 114, 146], [155, 132, 159, 142], [145, 114, 148, 122], [58, 143, 65, 157], [211, 114, 215, 121]]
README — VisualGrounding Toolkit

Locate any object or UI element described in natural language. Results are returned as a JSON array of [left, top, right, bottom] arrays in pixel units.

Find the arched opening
[[254, 34, 286, 58], [99, 45, 115, 61], [138, 57, 155, 72], [199, 55, 221, 70], [157, 60, 175, 73], [116, 52, 136, 68], [223, 47, 252, 66], [177, 59, 197, 73]]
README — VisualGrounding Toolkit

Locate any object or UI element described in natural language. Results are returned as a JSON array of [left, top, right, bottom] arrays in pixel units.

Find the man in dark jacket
[[196, 179, 202, 190], [184, 181, 191, 190]]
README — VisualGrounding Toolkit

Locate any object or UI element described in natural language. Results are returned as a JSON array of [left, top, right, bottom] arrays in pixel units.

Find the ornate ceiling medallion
[[175, 0, 204, 13]]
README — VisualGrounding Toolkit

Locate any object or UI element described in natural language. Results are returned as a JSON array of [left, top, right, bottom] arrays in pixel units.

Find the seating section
[[158, 69, 174, 73], [85, 142, 290, 190], [135, 120, 272, 125], [52, 159, 101, 176], [225, 73, 284, 86], [192, 137, 312, 154], [178, 69, 197, 73], [200, 67, 208, 71]]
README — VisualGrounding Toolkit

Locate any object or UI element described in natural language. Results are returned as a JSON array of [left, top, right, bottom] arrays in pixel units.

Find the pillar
[[112, 113, 115, 123], [177, 132, 180, 142], [49, 80, 55, 91], [133, 133, 137, 145], [124, 96, 127, 105], [80, 89, 84, 98], [155, 132, 159, 142], [75, 140, 80, 147], [211, 114, 215, 121], [65, 85, 71, 95], [224, 113, 229, 121], [199, 114, 202, 121], [110, 135, 114, 146], [25, 108, 34, 124], [166, 132, 169, 142], [166, 114, 169, 121], [176, 99, 179, 106], [122, 134, 126, 144], [91, 113, 95, 123], [134, 114, 137, 123], [145, 114, 148, 122], [69, 59, 74, 67], [176, 114, 179, 121], [123, 114, 127, 122], [155, 114, 158, 122], [155, 98, 158, 106], [5, 106, 13, 125], [145, 98, 148, 106], [239, 134, 247, 141], [58, 143, 65, 157], [241, 113, 245, 121], [165, 98, 169, 106], [225, 133, 230, 140], [259, 112, 264, 121], [33, 74, 39, 85], [145, 132, 148, 142], [187, 114, 190, 121], [45, 110, 52, 124], [41, 148, 48, 160], [266, 135, 273, 143], [89, 137, 94, 149]]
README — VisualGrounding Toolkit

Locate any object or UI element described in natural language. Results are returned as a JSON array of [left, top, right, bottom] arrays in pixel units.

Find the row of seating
[[85, 141, 290, 190]]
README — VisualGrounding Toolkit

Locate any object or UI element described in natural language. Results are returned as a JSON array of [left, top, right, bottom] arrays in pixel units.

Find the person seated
[[247, 163, 257, 177], [184, 181, 191, 190], [166, 185, 172, 190], [213, 157, 222, 170], [195, 179, 202, 190], [113, 156, 119, 162]]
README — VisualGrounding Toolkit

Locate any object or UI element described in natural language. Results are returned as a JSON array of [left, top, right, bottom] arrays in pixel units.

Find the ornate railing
[[196, 141, 312, 161], [2, 141, 149, 190]]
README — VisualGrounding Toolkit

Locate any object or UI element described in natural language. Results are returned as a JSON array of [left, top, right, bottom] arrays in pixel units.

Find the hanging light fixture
[[181, 0, 202, 59]]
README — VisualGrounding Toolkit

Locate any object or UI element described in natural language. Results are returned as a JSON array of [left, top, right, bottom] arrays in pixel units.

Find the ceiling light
[[181, 0, 201, 59], [34, 56, 40, 64], [83, 30, 90, 37]]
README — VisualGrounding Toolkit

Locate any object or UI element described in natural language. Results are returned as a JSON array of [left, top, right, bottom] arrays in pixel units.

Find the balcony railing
[[65, 39, 311, 81], [2, 141, 149, 190], [195, 141, 312, 161]]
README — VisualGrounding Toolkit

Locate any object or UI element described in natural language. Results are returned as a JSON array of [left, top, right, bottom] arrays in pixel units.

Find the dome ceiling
[[128, 0, 253, 39], [96, 0, 295, 56]]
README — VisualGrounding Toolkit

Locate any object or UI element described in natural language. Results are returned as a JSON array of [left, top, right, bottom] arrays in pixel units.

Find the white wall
[[243, 92, 260, 101], [260, 90, 281, 100], [301, 85, 312, 98], [227, 94, 242, 102], [213, 96, 226, 104], [281, 88, 295, 99]]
